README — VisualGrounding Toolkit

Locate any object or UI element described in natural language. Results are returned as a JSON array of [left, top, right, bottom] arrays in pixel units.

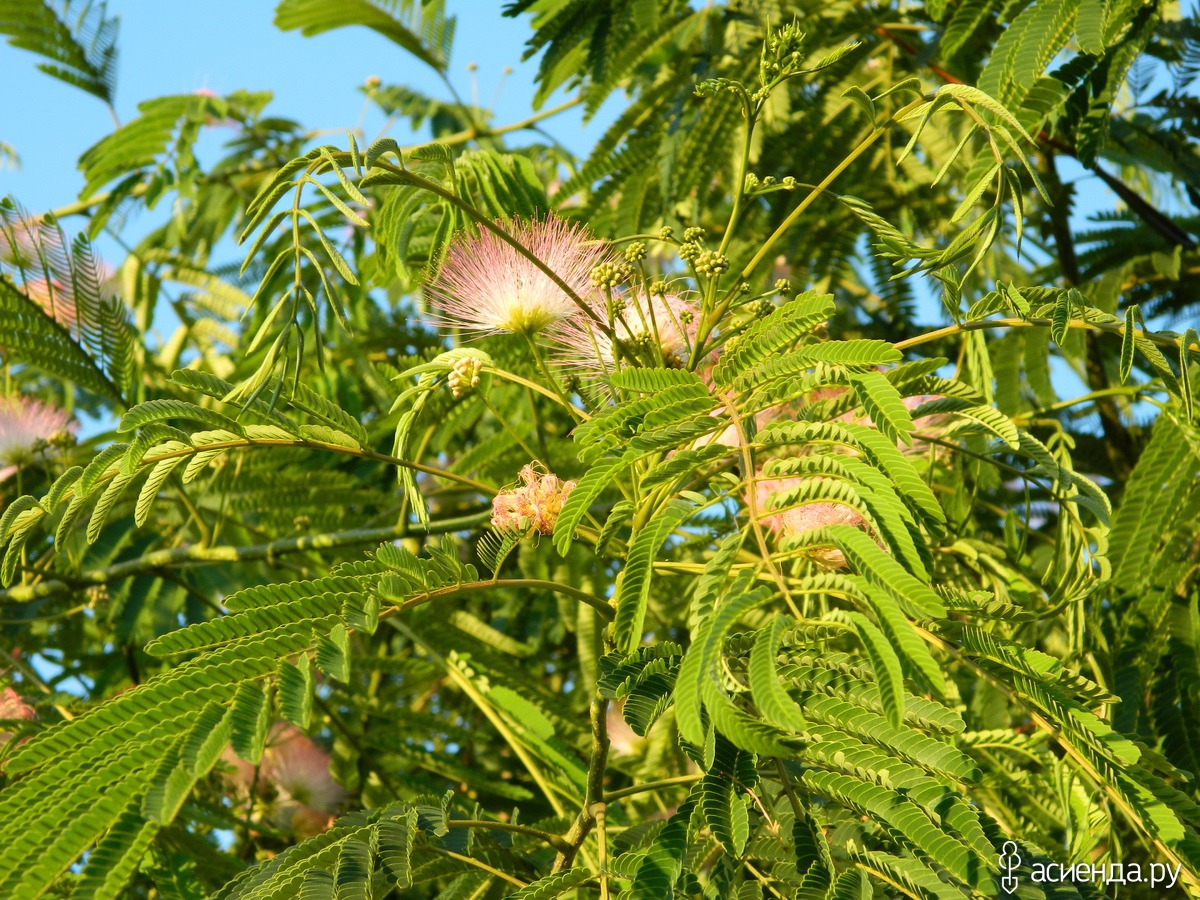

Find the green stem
[[486, 366, 587, 421], [603, 774, 701, 802], [738, 98, 924, 281], [392, 620, 574, 819], [894, 315, 1200, 355], [446, 819, 574, 855], [0, 512, 491, 604], [480, 393, 543, 464], [385, 578, 614, 623], [523, 332, 577, 416]]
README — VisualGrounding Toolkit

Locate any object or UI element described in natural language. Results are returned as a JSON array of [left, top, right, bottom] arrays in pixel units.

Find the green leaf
[[613, 498, 693, 653], [230, 682, 271, 765], [699, 770, 750, 856], [0, 0, 119, 103], [1181, 328, 1198, 420], [1076, 0, 1106, 54], [827, 526, 945, 619], [274, 0, 450, 73], [848, 612, 905, 729], [69, 804, 159, 900], [333, 838, 372, 900], [508, 868, 592, 899], [279, 655, 314, 728], [377, 811, 418, 889], [553, 456, 627, 555], [1051, 288, 1075, 345], [316, 623, 351, 682], [182, 703, 234, 778], [749, 616, 807, 732], [1121, 305, 1138, 383], [849, 370, 915, 445]]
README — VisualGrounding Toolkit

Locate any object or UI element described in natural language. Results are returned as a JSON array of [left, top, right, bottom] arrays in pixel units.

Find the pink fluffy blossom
[[427, 216, 609, 336], [0, 396, 74, 482], [749, 476, 866, 567], [552, 292, 699, 374], [0, 686, 36, 759], [606, 702, 646, 757], [491, 464, 576, 535], [223, 723, 346, 840], [705, 376, 945, 451], [21, 278, 78, 330]]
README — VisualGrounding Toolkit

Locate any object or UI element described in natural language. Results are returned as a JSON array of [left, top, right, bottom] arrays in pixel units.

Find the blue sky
[[0, 1, 617, 214]]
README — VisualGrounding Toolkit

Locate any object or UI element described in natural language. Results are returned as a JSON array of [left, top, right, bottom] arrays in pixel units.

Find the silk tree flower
[[552, 292, 700, 374], [21, 278, 78, 331], [427, 216, 610, 336], [749, 475, 866, 567], [491, 464, 576, 535], [606, 702, 646, 757], [222, 723, 346, 840], [707, 380, 945, 452], [0, 686, 36, 747], [265, 725, 347, 839], [0, 396, 74, 482]]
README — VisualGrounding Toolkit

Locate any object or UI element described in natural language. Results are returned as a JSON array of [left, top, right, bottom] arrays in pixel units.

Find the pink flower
[[606, 701, 646, 757], [21, 278, 78, 330], [749, 475, 866, 567], [222, 723, 345, 840], [552, 292, 699, 374], [704, 373, 945, 452], [0, 686, 36, 760], [427, 216, 610, 336], [0, 213, 114, 338], [490, 464, 576, 535], [0, 396, 74, 481]]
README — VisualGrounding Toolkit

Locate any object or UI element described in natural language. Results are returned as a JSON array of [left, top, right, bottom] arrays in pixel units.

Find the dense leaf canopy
[[2, 0, 1200, 897]]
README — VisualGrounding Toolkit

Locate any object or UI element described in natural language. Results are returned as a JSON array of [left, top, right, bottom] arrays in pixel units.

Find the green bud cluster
[[447, 356, 483, 399], [760, 22, 807, 82], [775, 278, 792, 295], [624, 241, 647, 263], [48, 428, 77, 449], [693, 77, 743, 99], [649, 280, 669, 296], [679, 242, 702, 263], [590, 261, 633, 290], [683, 227, 705, 244], [657, 226, 674, 241], [694, 250, 730, 276]]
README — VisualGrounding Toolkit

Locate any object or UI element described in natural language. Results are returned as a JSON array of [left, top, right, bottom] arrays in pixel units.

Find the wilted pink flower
[[749, 475, 866, 567], [0, 396, 74, 481], [0, 686, 36, 758], [491, 464, 576, 535], [553, 293, 699, 374], [428, 217, 609, 336], [222, 723, 345, 840]]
